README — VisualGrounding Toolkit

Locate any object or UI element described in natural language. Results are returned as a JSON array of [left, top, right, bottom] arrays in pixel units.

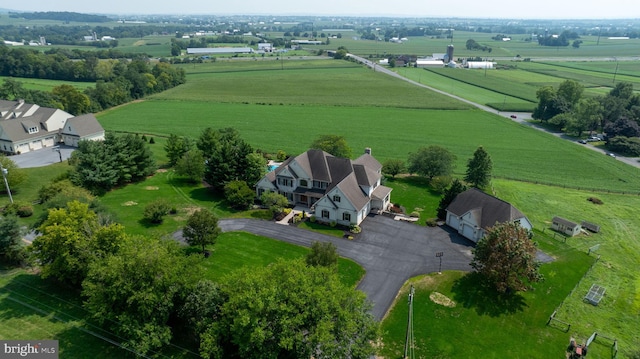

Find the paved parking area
[[9, 145, 75, 168], [214, 214, 474, 320]]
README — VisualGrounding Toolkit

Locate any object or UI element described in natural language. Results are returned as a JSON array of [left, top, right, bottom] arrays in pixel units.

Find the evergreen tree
[[436, 179, 467, 220], [464, 146, 493, 188]]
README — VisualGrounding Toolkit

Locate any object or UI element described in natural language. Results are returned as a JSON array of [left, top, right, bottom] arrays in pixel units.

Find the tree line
[[0, 49, 185, 114], [533, 80, 640, 155]]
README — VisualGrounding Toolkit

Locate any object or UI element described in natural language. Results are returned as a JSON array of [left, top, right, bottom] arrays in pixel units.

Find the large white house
[[0, 99, 105, 154], [255, 148, 392, 226], [445, 188, 532, 243]]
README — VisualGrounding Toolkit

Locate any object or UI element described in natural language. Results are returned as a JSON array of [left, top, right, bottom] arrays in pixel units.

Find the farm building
[[466, 61, 494, 69], [255, 148, 392, 226], [551, 216, 581, 237], [290, 40, 323, 45], [186, 47, 253, 54], [445, 188, 532, 243], [0, 99, 104, 154], [257, 43, 273, 52], [416, 59, 444, 67]]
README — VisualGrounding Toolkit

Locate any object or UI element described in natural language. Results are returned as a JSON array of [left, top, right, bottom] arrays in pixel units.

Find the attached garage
[[30, 139, 43, 151], [462, 223, 476, 242]]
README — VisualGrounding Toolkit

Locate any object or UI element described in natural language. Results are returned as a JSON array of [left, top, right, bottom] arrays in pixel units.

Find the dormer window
[[333, 195, 341, 202], [28, 126, 38, 134]]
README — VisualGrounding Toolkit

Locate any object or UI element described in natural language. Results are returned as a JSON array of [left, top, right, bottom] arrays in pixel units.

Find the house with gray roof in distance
[[0, 99, 105, 154], [255, 148, 392, 226], [445, 188, 532, 243]]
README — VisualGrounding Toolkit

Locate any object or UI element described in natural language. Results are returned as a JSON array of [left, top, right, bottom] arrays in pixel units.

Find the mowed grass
[[493, 179, 640, 357], [0, 76, 95, 92], [98, 100, 640, 193], [196, 231, 365, 287]]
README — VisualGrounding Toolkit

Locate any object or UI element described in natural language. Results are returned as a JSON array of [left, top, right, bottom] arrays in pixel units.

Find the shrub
[[310, 216, 317, 223], [410, 211, 420, 218], [149, 137, 155, 144], [224, 180, 255, 210], [329, 220, 337, 228], [170, 207, 178, 215], [143, 200, 171, 223], [17, 205, 33, 218], [141, 134, 147, 142], [349, 224, 361, 234], [284, 208, 292, 215], [426, 218, 438, 227], [3, 202, 33, 217]]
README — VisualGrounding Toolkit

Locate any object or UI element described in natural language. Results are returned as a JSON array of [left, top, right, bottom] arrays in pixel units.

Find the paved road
[[348, 53, 640, 170], [200, 216, 474, 320]]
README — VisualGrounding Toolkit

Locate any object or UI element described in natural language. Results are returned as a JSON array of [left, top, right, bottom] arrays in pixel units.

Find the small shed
[[581, 221, 600, 233], [551, 216, 581, 237]]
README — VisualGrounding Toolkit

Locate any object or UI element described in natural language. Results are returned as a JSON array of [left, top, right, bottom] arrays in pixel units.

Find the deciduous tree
[[183, 208, 221, 254], [310, 134, 352, 158], [200, 259, 378, 359], [471, 222, 542, 294], [306, 241, 338, 268], [83, 237, 199, 354], [224, 180, 255, 210], [175, 149, 205, 183], [407, 145, 456, 180], [382, 159, 405, 178]]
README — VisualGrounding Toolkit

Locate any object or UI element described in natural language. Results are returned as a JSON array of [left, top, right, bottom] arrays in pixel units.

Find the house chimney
[[364, 147, 371, 155]]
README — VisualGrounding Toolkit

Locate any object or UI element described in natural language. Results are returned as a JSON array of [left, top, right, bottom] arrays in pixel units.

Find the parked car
[[606, 152, 616, 158], [510, 114, 517, 119], [578, 140, 587, 144]]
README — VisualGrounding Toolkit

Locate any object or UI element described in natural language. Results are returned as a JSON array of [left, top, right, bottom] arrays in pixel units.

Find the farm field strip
[[98, 99, 640, 193], [159, 62, 470, 109]]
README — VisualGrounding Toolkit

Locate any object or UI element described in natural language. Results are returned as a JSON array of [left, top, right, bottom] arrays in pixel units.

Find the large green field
[[99, 102, 640, 194]]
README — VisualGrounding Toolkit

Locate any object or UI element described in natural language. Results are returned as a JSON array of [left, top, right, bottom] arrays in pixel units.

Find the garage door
[[447, 215, 460, 231], [43, 137, 55, 147], [462, 223, 476, 242], [30, 140, 43, 151], [17, 143, 30, 154]]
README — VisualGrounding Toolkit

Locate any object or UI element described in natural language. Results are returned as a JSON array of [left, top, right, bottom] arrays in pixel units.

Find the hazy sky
[[10, 0, 640, 19]]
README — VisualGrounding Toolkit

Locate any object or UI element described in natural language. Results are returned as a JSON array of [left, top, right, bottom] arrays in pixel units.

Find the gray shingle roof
[[446, 188, 527, 229], [62, 114, 104, 137], [553, 216, 579, 228]]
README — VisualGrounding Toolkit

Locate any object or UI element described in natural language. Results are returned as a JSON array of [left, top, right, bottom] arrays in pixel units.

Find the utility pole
[[403, 285, 415, 359], [1, 164, 13, 204], [436, 252, 444, 274]]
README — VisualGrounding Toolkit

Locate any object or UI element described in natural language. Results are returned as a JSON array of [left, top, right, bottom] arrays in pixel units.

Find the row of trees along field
[[0, 47, 185, 114], [533, 81, 640, 155]]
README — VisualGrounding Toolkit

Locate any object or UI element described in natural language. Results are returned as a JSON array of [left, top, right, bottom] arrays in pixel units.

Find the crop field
[[98, 103, 640, 194], [163, 59, 469, 109], [516, 61, 640, 90], [319, 32, 640, 58]]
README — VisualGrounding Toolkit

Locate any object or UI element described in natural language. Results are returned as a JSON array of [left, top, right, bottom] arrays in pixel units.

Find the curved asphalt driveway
[[215, 215, 473, 320]]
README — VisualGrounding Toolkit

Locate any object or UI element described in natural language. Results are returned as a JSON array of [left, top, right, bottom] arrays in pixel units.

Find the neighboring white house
[[0, 99, 105, 154], [255, 148, 392, 226], [445, 188, 532, 243], [258, 43, 273, 52]]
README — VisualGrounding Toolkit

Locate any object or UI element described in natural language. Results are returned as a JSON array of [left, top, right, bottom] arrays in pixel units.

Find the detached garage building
[[0, 99, 104, 154], [445, 188, 532, 243]]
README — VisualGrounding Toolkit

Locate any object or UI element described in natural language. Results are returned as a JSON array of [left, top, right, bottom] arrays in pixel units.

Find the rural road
[[347, 53, 640, 170], [176, 215, 474, 320]]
